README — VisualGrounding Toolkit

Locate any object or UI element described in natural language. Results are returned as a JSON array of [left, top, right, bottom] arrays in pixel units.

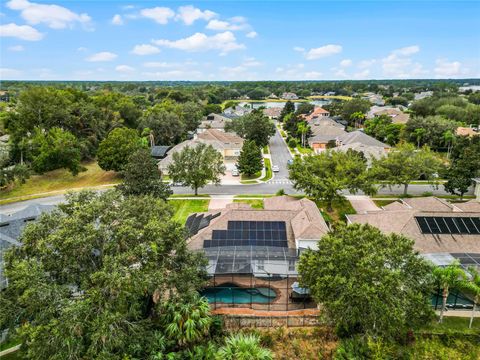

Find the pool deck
[[212, 307, 320, 317], [208, 275, 317, 311]]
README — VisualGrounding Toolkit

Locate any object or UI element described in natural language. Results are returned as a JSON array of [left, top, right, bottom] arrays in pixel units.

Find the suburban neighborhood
[[0, 0, 480, 358]]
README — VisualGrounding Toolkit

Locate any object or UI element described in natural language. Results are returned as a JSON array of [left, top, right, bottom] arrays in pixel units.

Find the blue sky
[[1, 0, 479, 81]]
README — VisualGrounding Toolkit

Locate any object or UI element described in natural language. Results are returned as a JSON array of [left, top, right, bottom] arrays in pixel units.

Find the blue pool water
[[200, 284, 276, 304]]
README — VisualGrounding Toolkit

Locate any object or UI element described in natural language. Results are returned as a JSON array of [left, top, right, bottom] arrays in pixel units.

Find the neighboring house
[[281, 92, 299, 100], [414, 91, 433, 100], [263, 107, 283, 119], [368, 106, 410, 124], [308, 118, 347, 153], [223, 105, 252, 117], [336, 130, 390, 150], [324, 91, 336, 96], [268, 93, 279, 99], [363, 93, 385, 106], [456, 127, 479, 137], [346, 197, 480, 255], [0, 91, 9, 102], [0, 204, 55, 288], [158, 129, 244, 173], [198, 113, 232, 133], [150, 145, 171, 160], [301, 106, 330, 122]]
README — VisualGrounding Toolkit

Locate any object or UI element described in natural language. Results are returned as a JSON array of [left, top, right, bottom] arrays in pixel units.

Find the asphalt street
[[268, 124, 292, 181]]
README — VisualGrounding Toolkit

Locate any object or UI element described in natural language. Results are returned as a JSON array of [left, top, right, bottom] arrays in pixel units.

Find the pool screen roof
[[415, 216, 480, 235], [201, 246, 300, 275]]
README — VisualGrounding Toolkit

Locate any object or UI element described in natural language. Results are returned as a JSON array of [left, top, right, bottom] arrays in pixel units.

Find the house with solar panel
[[0, 204, 54, 288], [346, 197, 480, 310], [184, 196, 329, 311]]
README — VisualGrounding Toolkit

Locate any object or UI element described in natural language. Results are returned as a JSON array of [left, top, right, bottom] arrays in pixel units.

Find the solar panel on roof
[[415, 216, 480, 235]]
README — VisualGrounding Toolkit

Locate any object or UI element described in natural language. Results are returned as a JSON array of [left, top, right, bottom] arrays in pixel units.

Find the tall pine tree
[[236, 140, 263, 177]]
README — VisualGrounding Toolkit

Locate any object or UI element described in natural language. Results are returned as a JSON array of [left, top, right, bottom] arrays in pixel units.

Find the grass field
[[233, 199, 264, 209], [260, 158, 272, 182], [315, 199, 356, 223], [296, 144, 313, 154], [169, 199, 210, 224], [0, 162, 120, 204]]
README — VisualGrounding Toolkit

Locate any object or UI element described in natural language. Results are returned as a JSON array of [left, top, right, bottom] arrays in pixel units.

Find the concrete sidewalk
[[208, 195, 234, 210]]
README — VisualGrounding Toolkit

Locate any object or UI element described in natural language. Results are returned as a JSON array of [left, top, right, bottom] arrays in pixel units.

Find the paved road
[[268, 124, 292, 181], [0, 183, 470, 215]]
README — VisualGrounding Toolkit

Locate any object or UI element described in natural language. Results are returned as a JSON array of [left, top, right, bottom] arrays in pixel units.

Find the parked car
[[272, 165, 280, 172], [231, 168, 239, 176], [287, 159, 294, 166]]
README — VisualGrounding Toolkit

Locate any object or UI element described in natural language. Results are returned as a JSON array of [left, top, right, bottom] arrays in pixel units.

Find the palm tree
[[413, 128, 426, 148], [350, 111, 365, 129], [463, 266, 480, 328], [297, 122, 309, 148], [442, 130, 455, 159], [217, 334, 273, 360], [433, 261, 467, 323]]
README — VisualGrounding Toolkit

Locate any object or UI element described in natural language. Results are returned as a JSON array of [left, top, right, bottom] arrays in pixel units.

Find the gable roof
[[337, 130, 390, 148], [150, 145, 171, 158], [346, 198, 480, 254]]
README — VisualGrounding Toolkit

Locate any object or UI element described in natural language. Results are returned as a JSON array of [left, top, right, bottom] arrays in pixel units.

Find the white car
[[231, 168, 239, 176], [272, 165, 280, 172]]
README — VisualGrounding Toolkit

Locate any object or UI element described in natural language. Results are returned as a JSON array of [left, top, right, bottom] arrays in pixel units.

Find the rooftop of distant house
[[346, 197, 480, 254]]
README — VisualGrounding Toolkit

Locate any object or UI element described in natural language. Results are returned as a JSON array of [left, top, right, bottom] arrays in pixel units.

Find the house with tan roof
[[456, 127, 479, 137], [263, 107, 283, 119], [369, 107, 410, 124], [301, 107, 330, 122], [158, 129, 244, 173], [198, 113, 232, 133], [346, 197, 480, 254], [308, 119, 347, 153]]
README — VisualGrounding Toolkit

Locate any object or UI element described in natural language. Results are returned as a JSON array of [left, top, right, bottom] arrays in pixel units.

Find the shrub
[[288, 138, 297, 148]]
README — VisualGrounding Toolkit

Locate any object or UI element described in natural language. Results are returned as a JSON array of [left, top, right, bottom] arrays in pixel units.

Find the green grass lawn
[[263, 146, 269, 154], [373, 199, 398, 207], [280, 130, 287, 138], [233, 199, 264, 209], [259, 158, 272, 182], [0, 162, 120, 204], [423, 316, 480, 333], [169, 199, 210, 225], [296, 144, 313, 154], [241, 171, 261, 181], [315, 199, 356, 224]]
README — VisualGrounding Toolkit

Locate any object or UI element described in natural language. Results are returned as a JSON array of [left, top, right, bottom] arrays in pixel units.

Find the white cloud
[[206, 19, 247, 31], [141, 69, 203, 80], [246, 31, 257, 38], [293, 46, 305, 52], [304, 71, 322, 79], [122, 5, 135, 10], [153, 31, 245, 55], [434, 59, 465, 78], [353, 69, 370, 79], [131, 44, 160, 55], [382, 46, 426, 78], [8, 44, 24, 51], [0, 67, 23, 78], [143, 62, 177, 68], [358, 59, 376, 69], [116, 65, 135, 73], [339, 59, 352, 67], [140, 6, 175, 24], [304, 44, 342, 60], [111, 14, 123, 25], [274, 63, 310, 80], [0, 23, 43, 41], [392, 45, 420, 56], [7, 0, 92, 30], [85, 51, 117, 62], [176, 5, 216, 25]]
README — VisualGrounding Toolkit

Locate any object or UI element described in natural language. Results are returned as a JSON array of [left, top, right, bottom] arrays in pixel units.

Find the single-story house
[[368, 107, 410, 124], [301, 107, 330, 122], [198, 113, 232, 133], [158, 129, 244, 173], [0, 204, 55, 288], [308, 118, 347, 152], [150, 145, 171, 160], [282, 92, 299, 100], [346, 197, 480, 254], [223, 105, 252, 117], [263, 107, 283, 119]]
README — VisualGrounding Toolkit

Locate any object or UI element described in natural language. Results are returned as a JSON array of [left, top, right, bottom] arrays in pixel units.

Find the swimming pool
[[200, 284, 276, 304]]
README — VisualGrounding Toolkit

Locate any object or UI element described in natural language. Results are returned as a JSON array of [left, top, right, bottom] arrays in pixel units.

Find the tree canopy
[[298, 224, 434, 339], [97, 127, 145, 172], [226, 110, 275, 148], [0, 191, 210, 359], [167, 143, 226, 195], [288, 149, 376, 210], [236, 140, 263, 177], [117, 148, 172, 199]]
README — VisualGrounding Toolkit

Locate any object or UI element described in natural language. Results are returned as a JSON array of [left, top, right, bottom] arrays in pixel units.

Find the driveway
[[268, 124, 293, 182]]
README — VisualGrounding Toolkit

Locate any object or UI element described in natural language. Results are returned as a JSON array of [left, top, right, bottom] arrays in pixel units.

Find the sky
[[0, 0, 479, 81]]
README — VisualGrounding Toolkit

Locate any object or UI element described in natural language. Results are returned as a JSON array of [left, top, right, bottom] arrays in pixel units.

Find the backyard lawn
[[169, 199, 210, 224], [315, 199, 356, 223], [0, 162, 120, 204], [233, 199, 264, 209]]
